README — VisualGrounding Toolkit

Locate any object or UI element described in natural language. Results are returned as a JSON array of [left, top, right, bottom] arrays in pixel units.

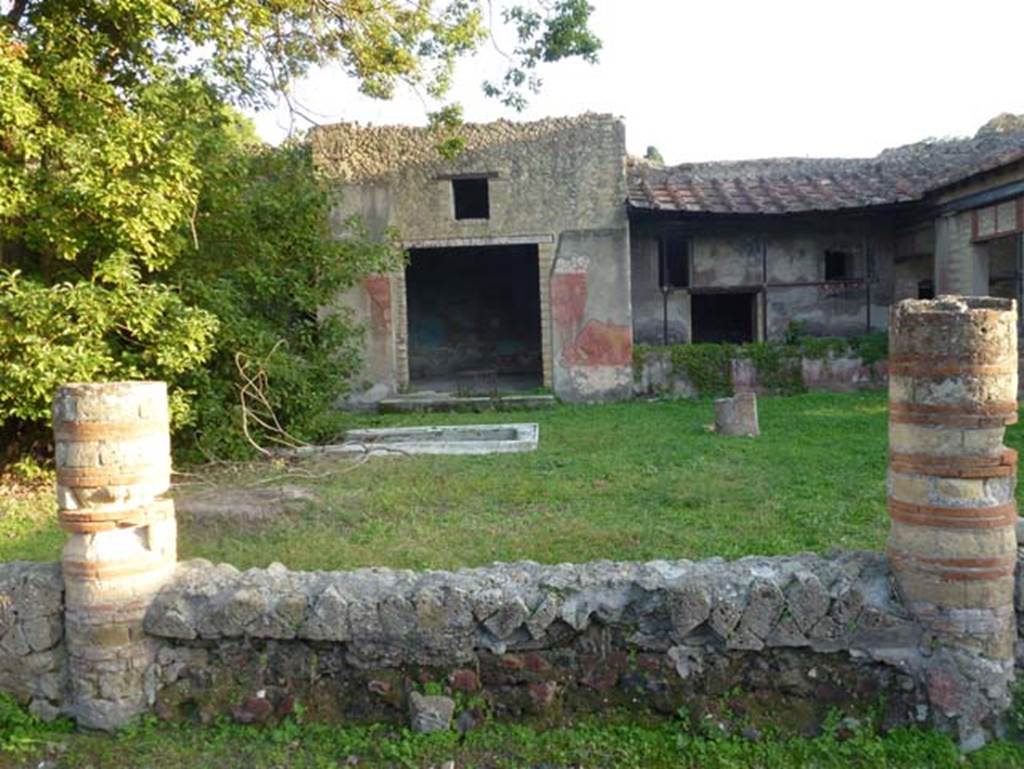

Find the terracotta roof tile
[[628, 131, 1024, 214]]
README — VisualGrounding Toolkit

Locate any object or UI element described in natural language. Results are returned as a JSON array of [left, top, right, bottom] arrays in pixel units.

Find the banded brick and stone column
[[54, 382, 177, 729], [888, 296, 1018, 656]]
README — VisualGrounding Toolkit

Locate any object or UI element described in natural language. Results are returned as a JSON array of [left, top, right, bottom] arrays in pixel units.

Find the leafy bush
[[848, 331, 889, 365], [640, 329, 889, 399], [740, 342, 804, 395], [669, 344, 734, 397], [0, 0, 600, 468], [0, 693, 71, 754], [170, 132, 402, 461]]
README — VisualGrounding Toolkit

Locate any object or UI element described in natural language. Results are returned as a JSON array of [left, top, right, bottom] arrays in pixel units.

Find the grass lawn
[[8, 388, 1024, 570], [5, 390, 1024, 767], [0, 391, 908, 569], [3, 699, 1024, 769]]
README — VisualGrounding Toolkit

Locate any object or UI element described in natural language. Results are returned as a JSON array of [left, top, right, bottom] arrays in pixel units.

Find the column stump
[[54, 382, 176, 729]]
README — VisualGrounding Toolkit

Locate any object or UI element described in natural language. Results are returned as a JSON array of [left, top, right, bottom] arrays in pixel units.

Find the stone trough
[[343, 423, 539, 455]]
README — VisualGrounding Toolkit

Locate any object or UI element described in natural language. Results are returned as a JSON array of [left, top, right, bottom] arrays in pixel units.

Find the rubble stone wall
[[137, 552, 1000, 741], [0, 562, 65, 720]]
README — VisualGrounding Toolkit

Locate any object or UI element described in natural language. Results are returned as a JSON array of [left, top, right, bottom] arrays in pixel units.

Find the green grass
[[0, 390, 1011, 570], [179, 391, 895, 569], [5, 394, 1024, 765], [3, 390, 1024, 572], [2, 696, 1024, 769]]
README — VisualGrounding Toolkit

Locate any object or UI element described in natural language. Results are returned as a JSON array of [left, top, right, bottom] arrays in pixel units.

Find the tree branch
[[4, 0, 29, 28]]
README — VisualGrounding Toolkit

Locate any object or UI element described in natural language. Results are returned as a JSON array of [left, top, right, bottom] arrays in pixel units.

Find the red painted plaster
[[551, 273, 587, 335], [364, 275, 392, 332], [562, 320, 633, 367]]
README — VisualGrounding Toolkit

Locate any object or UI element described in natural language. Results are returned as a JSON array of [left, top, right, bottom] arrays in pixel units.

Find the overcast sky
[[249, 0, 1024, 164]]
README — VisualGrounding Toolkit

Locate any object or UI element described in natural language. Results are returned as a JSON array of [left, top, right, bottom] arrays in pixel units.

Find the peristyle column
[[887, 296, 1017, 660], [54, 382, 177, 729]]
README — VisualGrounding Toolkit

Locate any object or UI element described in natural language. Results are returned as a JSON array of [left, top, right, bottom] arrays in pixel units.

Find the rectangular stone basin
[[343, 423, 538, 455]]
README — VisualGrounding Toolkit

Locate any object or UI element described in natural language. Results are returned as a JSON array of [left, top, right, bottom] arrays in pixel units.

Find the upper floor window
[[452, 177, 490, 220], [824, 249, 854, 281], [659, 236, 690, 288]]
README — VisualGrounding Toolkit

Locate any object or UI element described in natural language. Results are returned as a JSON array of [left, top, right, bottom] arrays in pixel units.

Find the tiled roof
[[628, 131, 1024, 215]]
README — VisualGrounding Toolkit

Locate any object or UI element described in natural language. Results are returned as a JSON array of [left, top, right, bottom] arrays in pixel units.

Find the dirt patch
[[172, 485, 319, 524]]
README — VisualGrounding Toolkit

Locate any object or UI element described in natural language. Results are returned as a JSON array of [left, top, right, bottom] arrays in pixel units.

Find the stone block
[[713, 393, 759, 437], [409, 692, 455, 733]]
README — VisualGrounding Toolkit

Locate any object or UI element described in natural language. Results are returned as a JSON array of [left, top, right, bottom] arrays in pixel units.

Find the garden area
[[2, 391, 898, 570], [4, 389, 1024, 767]]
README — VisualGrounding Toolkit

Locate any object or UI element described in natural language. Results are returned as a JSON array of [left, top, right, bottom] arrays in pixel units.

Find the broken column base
[[714, 392, 760, 436]]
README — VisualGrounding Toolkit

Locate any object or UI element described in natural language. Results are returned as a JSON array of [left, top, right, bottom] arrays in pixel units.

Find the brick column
[[887, 297, 1018, 660], [54, 382, 177, 729]]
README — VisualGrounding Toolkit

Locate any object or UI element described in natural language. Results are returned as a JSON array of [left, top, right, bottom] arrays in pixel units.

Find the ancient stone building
[[311, 114, 632, 404], [629, 123, 1024, 345], [312, 113, 1024, 402]]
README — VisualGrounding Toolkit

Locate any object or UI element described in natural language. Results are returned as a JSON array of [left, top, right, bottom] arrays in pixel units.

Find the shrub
[[170, 135, 403, 461], [669, 344, 734, 397]]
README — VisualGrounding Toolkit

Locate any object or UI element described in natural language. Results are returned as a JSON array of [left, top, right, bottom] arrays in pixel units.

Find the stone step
[[378, 393, 555, 414]]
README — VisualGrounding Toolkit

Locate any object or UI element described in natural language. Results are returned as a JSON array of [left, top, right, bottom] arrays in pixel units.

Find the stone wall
[[0, 551, 1012, 743], [0, 562, 64, 720], [139, 552, 964, 734], [313, 114, 633, 403]]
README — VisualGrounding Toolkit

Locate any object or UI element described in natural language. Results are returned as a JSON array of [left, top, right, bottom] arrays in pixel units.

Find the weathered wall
[[893, 221, 934, 303], [931, 161, 1024, 296], [0, 562, 64, 720], [139, 552, 976, 734], [633, 348, 887, 398], [312, 114, 632, 402], [630, 217, 896, 345]]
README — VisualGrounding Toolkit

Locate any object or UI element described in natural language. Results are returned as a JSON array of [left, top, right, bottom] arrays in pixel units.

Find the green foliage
[[669, 343, 734, 397], [2, 692, 1022, 768], [0, 271, 218, 453], [740, 343, 804, 395], [848, 331, 889, 365], [485, 0, 601, 110], [171, 133, 403, 460], [797, 335, 851, 360], [645, 146, 665, 163], [0, 0, 599, 464], [0, 693, 71, 754], [639, 331, 889, 399]]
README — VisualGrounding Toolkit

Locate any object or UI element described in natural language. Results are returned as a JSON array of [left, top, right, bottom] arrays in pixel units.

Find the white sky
[[250, 0, 1024, 164]]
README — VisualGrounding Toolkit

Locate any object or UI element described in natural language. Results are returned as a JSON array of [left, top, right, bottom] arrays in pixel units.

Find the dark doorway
[[691, 292, 756, 343], [406, 244, 542, 391]]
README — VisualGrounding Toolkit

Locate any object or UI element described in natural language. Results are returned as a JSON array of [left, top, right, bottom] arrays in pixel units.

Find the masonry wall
[[312, 114, 632, 403], [932, 161, 1024, 297], [140, 553, 961, 734], [630, 217, 897, 344], [0, 562, 65, 720]]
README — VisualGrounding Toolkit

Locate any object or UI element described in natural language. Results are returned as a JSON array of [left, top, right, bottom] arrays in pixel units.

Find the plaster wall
[[630, 220, 897, 344], [312, 115, 632, 402]]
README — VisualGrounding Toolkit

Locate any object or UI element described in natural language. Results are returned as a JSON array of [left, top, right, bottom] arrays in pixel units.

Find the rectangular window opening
[[658, 236, 689, 288], [452, 177, 490, 220], [824, 250, 853, 281]]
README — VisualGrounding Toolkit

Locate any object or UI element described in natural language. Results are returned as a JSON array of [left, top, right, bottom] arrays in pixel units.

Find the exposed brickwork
[[55, 382, 178, 730], [887, 296, 1018, 743]]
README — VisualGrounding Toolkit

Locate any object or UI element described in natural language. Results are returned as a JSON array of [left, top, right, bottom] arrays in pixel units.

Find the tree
[[0, 0, 600, 461]]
